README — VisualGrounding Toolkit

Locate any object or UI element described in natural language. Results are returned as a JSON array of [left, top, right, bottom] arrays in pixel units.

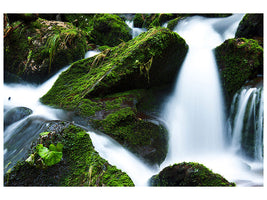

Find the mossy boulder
[[149, 162, 235, 186], [40, 27, 188, 165], [235, 14, 263, 44], [90, 14, 132, 47], [4, 122, 134, 186], [4, 17, 88, 83], [215, 38, 263, 105], [41, 27, 188, 105]]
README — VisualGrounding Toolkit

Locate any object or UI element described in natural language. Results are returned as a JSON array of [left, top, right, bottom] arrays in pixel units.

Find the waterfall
[[126, 20, 147, 38], [229, 87, 264, 161], [160, 14, 263, 186], [162, 14, 244, 164]]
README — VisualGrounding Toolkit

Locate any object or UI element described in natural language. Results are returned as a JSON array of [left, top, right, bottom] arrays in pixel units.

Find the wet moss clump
[[215, 38, 263, 105], [90, 14, 132, 47], [4, 16, 87, 83], [4, 122, 134, 186], [149, 162, 235, 186]]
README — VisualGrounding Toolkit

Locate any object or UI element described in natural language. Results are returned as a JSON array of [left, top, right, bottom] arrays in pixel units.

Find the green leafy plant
[[26, 142, 63, 168]]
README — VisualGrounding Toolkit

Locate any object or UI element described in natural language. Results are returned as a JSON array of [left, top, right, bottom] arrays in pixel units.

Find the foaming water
[[88, 131, 157, 186]]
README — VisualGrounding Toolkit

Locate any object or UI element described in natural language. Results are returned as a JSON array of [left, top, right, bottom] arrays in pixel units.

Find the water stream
[[161, 14, 263, 186], [3, 15, 264, 186]]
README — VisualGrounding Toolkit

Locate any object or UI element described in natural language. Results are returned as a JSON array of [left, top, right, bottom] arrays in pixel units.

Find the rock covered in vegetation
[[40, 27, 188, 165], [235, 14, 263, 42], [215, 38, 263, 104], [4, 121, 134, 186], [4, 16, 88, 83], [90, 14, 132, 47], [149, 162, 235, 186]]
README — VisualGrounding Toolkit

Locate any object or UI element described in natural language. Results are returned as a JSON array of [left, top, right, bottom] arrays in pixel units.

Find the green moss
[[215, 38, 263, 104], [40, 27, 187, 165], [4, 17, 88, 83], [150, 162, 235, 186], [90, 14, 132, 47], [41, 27, 188, 109], [133, 14, 144, 28], [4, 123, 134, 186]]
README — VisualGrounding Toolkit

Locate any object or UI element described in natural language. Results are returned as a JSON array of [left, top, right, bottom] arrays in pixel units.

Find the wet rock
[[4, 106, 33, 128], [149, 162, 235, 186], [215, 38, 263, 106], [4, 116, 49, 173], [235, 14, 263, 42]]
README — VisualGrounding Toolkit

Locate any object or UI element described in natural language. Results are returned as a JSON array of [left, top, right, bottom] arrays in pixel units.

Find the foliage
[[26, 139, 64, 168]]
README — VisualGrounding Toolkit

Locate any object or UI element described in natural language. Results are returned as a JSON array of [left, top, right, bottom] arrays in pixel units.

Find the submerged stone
[[4, 106, 33, 128], [149, 162, 235, 186]]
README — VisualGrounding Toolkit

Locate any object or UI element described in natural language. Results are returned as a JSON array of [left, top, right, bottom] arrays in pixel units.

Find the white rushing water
[[126, 20, 147, 38], [230, 87, 264, 161], [88, 131, 157, 186], [160, 14, 263, 186]]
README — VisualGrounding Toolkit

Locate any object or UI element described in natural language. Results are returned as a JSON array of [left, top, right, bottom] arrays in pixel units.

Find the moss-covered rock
[[215, 38, 263, 105], [149, 162, 235, 186], [4, 17, 88, 83], [90, 14, 132, 47], [4, 122, 134, 186], [41, 27, 187, 103], [40, 27, 187, 165], [235, 14, 263, 45]]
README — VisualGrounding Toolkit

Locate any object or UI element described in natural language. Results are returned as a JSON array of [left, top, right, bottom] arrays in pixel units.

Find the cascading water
[[229, 86, 264, 161], [160, 14, 263, 186], [162, 15, 243, 163], [126, 21, 147, 38]]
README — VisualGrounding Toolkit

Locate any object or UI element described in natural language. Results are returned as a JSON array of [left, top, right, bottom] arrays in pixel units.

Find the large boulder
[[215, 38, 263, 105], [4, 121, 134, 186], [40, 27, 188, 165], [149, 162, 235, 186], [4, 16, 88, 84], [235, 14, 263, 42]]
